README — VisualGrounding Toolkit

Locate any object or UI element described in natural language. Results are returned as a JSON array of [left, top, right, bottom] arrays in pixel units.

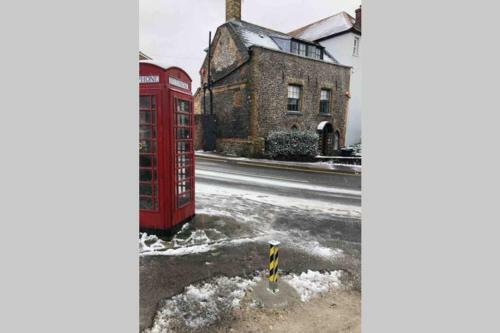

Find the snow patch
[[285, 270, 343, 302], [240, 30, 280, 50], [139, 232, 167, 253], [197, 183, 361, 218], [296, 241, 344, 260], [145, 276, 258, 333], [140, 230, 265, 257], [294, 12, 353, 41]]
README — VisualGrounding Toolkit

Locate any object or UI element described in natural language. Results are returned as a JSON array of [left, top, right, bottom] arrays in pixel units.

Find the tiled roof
[[226, 20, 337, 63], [289, 12, 358, 41]]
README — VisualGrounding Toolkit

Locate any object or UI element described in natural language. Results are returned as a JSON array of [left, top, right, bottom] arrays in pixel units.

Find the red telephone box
[[139, 60, 195, 232]]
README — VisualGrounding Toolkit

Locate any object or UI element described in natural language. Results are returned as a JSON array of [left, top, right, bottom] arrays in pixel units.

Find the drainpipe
[[207, 31, 214, 116]]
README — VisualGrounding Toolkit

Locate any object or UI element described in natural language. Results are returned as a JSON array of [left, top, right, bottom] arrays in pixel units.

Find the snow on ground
[[139, 233, 167, 253], [294, 240, 344, 259], [144, 275, 261, 333], [140, 160, 359, 261], [331, 163, 362, 171], [140, 180, 358, 259], [145, 270, 343, 332], [140, 229, 266, 257], [196, 189, 350, 262], [284, 270, 343, 302], [196, 182, 361, 218]]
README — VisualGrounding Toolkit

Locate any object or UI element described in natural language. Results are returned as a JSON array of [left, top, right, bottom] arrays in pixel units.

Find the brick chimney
[[354, 5, 362, 30], [226, 0, 241, 21]]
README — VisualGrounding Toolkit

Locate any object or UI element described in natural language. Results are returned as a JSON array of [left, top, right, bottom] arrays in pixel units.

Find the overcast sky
[[140, 0, 361, 90]]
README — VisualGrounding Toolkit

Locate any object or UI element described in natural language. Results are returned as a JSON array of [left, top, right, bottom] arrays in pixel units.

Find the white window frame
[[353, 36, 360, 57], [287, 85, 301, 112], [320, 89, 331, 114], [299, 43, 307, 56]]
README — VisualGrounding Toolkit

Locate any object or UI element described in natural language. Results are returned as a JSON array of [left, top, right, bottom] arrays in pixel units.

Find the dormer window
[[298, 43, 307, 56], [290, 40, 322, 60], [307, 45, 322, 59]]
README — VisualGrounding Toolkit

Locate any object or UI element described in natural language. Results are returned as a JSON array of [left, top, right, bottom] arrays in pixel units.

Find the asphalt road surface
[[195, 157, 361, 207], [139, 157, 362, 332]]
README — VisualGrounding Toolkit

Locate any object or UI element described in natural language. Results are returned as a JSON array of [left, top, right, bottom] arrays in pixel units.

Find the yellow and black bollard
[[268, 240, 280, 293]]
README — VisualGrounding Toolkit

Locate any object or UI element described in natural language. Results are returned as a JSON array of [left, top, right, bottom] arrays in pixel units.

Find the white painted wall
[[320, 32, 361, 146]]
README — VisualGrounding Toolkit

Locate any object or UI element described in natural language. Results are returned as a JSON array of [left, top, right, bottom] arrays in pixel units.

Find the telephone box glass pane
[[176, 128, 191, 139], [140, 169, 157, 182], [177, 141, 191, 153], [140, 155, 156, 167], [140, 197, 153, 210], [174, 98, 193, 208], [139, 94, 159, 212], [140, 140, 156, 153], [140, 96, 150, 109], [177, 154, 191, 166], [140, 111, 156, 125], [178, 193, 191, 207], [140, 126, 156, 139], [140, 183, 153, 196], [177, 100, 190, 113], [177, 114, 190, 126]]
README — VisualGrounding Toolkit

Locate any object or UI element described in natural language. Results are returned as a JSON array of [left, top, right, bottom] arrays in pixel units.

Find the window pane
[[177, 180, 192, 192], [140, 140, 156, 153], [177, 114, 190, 126], [307, 45, 319, 58], [177, 166, 192, 179], [177, 100, 190, 113], [140, 111, 155, 124], [140, 183, 153, 196], [140, 197, 153, 210], [177, 192, 191, 207], [321, 90, 330, 100], [140, 169, 151, 182], [320, 100, 329, 114], [177, 141, 191, 153], [353, 37, 360, 56], [140, 96, 150, 109], [177, 154, 191, 166], [299, 43, 306, 56], [288, 98, 299, 111], [140, 126, 156, 139], [176, 128, 191, 139], [288, 85, 300, 98], [140, 155, 156, 167]]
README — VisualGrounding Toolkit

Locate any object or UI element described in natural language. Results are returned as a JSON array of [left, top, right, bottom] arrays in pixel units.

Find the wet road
[[195, 157, 361, 207], [140, 158, 362, 332]]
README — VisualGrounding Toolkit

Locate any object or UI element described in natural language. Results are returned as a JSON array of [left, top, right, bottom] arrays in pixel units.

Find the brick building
[[198, 0, 351, 157]]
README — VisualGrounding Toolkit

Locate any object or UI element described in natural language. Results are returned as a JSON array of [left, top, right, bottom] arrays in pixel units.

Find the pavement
[[195, 151, 362, 175], [139, 157, 362, 332]]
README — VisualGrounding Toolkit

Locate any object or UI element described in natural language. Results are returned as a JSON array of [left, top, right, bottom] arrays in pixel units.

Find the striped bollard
[[268, 240, 280, 293]]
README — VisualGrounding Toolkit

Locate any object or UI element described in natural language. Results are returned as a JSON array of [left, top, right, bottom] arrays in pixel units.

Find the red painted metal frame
[[139, 62, 195, 232]]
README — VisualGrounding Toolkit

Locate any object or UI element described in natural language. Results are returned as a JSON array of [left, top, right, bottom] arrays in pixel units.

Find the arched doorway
[[317, 121, 333, 156]]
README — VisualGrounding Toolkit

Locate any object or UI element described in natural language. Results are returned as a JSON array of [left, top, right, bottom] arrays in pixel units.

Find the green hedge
[[265, 129, 318, 161]]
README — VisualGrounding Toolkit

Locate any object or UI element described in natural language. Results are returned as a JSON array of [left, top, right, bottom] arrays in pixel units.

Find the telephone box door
[[140, 90, 164, 229], [171, 92, 195, 224]]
